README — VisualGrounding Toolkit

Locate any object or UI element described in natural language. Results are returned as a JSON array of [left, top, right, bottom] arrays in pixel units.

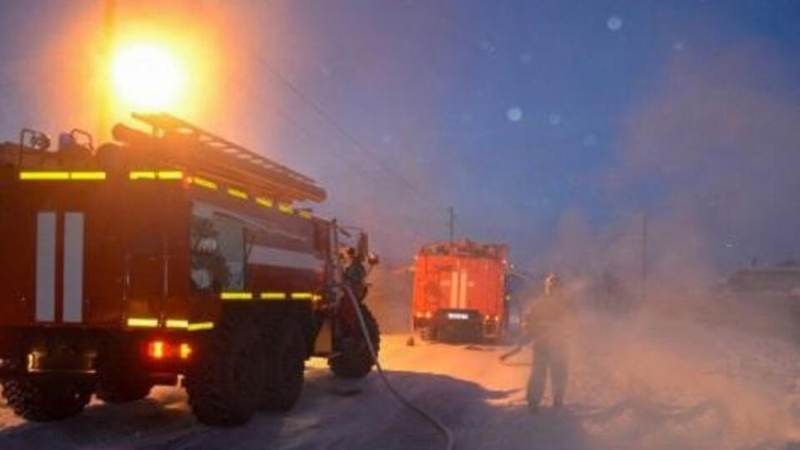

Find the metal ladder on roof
[[129, 113, 326, 204]]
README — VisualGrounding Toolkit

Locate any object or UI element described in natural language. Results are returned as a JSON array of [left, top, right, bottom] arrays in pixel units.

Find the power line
[[250, 52, 423, 196], [245, 50, 453, 239], [223, 71, 377, 184]]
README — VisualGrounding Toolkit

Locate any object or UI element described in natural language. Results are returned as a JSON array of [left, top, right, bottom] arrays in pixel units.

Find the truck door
[[125, 230, 168, 318]]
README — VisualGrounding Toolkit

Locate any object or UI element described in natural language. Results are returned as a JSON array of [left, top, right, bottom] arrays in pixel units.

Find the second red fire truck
[[411, 240, 509, 342]]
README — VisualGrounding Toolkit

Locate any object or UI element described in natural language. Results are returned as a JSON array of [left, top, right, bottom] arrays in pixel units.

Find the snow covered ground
[[3, 312, 800, 450]]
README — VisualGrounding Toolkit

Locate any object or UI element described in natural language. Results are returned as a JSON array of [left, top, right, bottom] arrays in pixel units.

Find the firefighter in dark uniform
[[343, 247, 368, 302], [524, 273, 575, 413], [337, 246, 368, 339]]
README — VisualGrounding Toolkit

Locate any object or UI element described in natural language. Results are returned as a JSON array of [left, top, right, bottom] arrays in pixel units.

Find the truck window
[[211, 213, 245, 291], [188, 213, 247, 293]]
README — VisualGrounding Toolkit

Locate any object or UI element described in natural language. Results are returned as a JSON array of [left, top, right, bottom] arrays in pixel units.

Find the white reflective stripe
[[248, 245, 323, 272], [459, 271, 468, 309], [35, 212, 56, 322], [63, 213, 84, 323], [450, 271, 458, 308]]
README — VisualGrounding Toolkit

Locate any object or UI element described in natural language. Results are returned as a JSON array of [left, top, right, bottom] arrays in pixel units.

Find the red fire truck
[[411, 240, 508, 342], [0, 113, 380, 425]]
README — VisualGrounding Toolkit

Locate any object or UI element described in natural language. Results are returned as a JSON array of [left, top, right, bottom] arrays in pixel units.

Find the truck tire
[[185, 313, 265, 426], [261, 320, 305, 411], [1, 376, 92, 421], [329, 304, 380, 379]]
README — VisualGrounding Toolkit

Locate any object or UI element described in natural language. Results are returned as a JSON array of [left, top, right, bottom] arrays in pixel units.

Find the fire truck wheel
[[185, 314, 265, 426], [261, 320, 305, 411], [329, 305, 380, 379], [1, 376, 92, 421]]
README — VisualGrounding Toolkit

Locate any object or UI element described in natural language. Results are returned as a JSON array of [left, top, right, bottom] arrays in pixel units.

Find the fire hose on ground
[[498, 339, 532, 367], [342, 284, 455, 450]]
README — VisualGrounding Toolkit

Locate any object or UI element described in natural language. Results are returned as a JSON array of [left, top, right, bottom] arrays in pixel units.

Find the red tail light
[[146, 340, 192, 360], [180, 343, 192, 359], [148, 341, 165, 359]]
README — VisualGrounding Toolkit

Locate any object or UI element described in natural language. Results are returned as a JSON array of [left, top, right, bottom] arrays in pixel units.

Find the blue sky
[[1, 0, 799, 273]]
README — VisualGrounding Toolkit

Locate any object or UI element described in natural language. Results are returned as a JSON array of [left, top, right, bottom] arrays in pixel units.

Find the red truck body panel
[[0, 176, 329, 330]]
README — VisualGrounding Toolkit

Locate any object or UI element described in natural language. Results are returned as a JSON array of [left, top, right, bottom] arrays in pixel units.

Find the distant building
[[725, 265, 800, 297]]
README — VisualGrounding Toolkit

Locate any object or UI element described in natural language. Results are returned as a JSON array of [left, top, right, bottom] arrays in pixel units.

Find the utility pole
[[447, 206, 456, 245], [641, 214, 648, 303], [99, 0, 116, 141]]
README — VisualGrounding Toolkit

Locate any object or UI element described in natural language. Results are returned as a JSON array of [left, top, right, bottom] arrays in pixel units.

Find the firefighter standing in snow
[[524, 273, 574, 412]]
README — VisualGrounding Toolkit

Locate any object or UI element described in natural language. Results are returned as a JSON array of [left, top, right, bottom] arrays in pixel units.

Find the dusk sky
[[1, 0, 799, 276]]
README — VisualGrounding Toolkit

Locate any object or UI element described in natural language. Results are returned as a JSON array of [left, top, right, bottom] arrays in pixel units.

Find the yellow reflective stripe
[[191, 177, 217, 190], [129, 171, 156, 180], [20, 171, 69, 180], [166, 319, 189, 329], [278, 203, 293, 214], [312, 294, 324, 301], [69, 172, 106, 180], [259, 292, 316, 300], [130, 170, 184, 180], [20, 171, 107, 180], [187, 322, 215, 331], [127, 318, 158, 327], [297, 210, 312, 219], [255, 197, 274, 208], [220, 292, 253, 300], [227, 188, 248, 199], [157, 170, 184, 180]]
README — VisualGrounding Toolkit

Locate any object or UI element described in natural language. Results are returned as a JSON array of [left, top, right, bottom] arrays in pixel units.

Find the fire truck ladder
[[128, 112, 326, 204]]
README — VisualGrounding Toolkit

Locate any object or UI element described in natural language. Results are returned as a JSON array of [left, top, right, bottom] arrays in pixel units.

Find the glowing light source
[[148, 341, 165, 359], [112, 44, 186, 111]]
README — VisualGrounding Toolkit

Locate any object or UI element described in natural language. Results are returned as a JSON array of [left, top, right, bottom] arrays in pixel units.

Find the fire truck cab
[[411, 240, 508, 342], [0, 113, 380, 425]]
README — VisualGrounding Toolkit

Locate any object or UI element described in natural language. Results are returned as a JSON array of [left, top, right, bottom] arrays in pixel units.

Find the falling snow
[[506, 107, 523, 122], [478, 40, 497, 54], [607, 15, 624, 31]]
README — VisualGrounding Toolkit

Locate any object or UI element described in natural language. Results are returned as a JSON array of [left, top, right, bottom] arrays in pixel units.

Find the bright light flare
[[147, 340, 165, 359], [112, 44, 186, 111]]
